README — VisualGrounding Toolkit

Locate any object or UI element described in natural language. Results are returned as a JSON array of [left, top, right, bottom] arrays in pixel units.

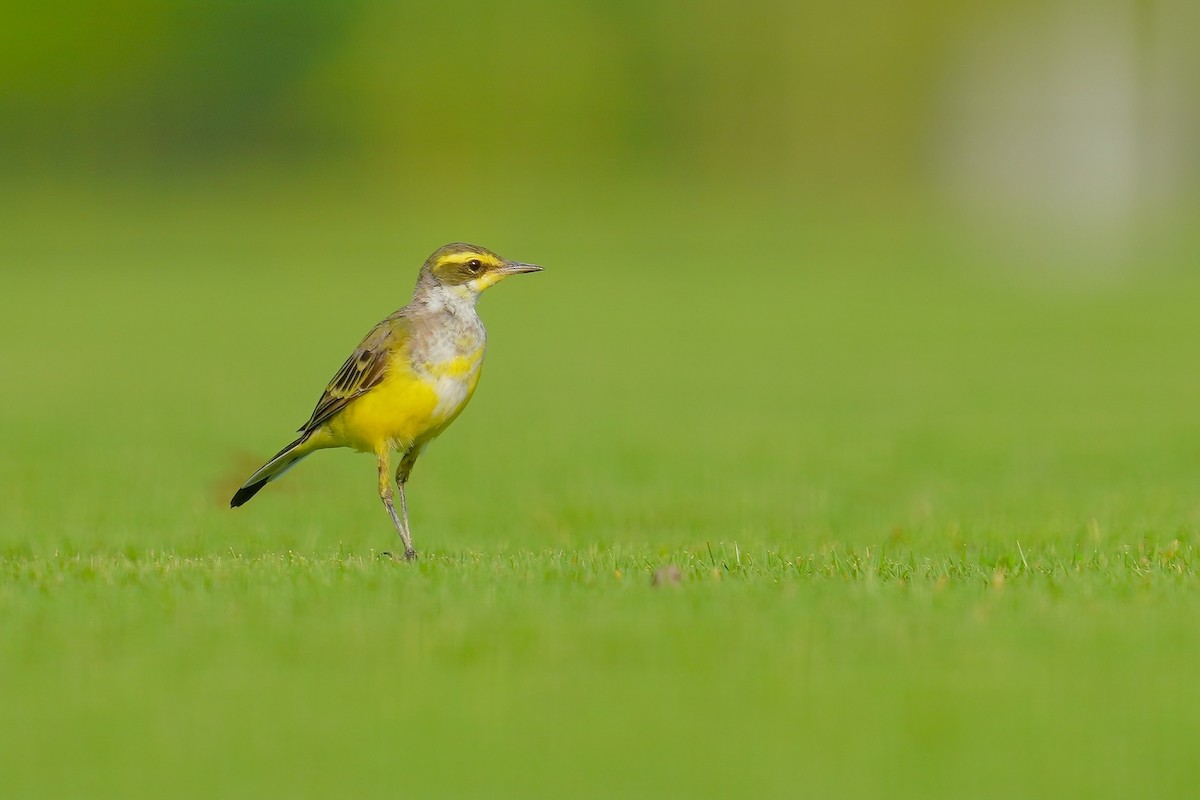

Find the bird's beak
[[499, 260, 543, 275]]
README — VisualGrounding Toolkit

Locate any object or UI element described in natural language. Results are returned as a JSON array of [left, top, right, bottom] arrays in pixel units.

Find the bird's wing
[[298, 314, 411, 434]]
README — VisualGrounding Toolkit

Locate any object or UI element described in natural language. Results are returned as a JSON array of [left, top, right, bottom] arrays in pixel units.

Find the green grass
[[2, 176, 1199, 798]]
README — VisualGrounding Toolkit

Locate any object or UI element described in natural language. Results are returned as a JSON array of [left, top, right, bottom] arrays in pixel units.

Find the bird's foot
[[403, 548, 418, 562], [379, 549, 418, 563]]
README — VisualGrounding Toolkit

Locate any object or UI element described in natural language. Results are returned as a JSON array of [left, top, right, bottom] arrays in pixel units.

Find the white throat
[[422, 282, 480, 317]]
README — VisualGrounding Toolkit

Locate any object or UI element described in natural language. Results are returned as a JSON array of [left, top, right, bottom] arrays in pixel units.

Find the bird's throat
[[416, 282, 479, 316]]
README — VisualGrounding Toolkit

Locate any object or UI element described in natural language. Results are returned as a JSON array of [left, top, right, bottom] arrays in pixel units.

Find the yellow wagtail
[[230, 243, 542, 560]]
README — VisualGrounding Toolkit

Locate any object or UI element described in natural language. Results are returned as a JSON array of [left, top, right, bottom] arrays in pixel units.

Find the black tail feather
[[230, 477, 270, 508], [229, 434, 309, 508]]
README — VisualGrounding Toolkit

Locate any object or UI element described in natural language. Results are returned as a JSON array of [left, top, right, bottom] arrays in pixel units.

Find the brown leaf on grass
[[652, 565, 682, 587]]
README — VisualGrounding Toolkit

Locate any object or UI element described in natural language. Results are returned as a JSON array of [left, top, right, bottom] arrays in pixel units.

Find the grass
[[1, 174, 1199, 798]]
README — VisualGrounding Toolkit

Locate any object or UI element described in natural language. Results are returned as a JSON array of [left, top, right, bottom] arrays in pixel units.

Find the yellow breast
[[321, 347, 483, 454]]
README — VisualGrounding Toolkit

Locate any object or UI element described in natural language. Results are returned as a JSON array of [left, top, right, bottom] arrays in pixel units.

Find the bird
[[230, 242, 542, 560]]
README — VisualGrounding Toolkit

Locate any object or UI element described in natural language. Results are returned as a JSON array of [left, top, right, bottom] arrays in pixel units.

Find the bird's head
[[419, 243, 542, 300]]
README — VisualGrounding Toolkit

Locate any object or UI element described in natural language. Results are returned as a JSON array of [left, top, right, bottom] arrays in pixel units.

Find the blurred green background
[[3, 2, 1200, 798], [6, 0, 1198, 209]]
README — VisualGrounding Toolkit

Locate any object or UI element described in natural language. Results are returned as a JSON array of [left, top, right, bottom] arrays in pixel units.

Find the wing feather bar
[[296, 317, 407, 434]]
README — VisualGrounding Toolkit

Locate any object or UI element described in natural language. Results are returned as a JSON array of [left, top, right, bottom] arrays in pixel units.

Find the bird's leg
[[377, 450, 416, 561], [394, 448, 421, 562]]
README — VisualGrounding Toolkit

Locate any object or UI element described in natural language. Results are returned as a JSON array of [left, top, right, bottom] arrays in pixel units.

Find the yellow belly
[[320, 354, 481, 454]]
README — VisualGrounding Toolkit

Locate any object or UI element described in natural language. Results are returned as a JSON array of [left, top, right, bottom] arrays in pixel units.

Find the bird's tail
[[230, 434, 315, 508]]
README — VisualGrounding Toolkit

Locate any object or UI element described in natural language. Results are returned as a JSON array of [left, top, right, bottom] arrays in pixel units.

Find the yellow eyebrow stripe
[[438, 253, 501, 268]]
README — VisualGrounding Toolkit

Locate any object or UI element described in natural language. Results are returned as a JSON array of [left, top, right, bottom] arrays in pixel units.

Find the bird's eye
[[467, 259, 483, 273]]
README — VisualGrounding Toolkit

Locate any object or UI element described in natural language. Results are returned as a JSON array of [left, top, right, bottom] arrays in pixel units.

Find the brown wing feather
[[297, 314, 410, 434]]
